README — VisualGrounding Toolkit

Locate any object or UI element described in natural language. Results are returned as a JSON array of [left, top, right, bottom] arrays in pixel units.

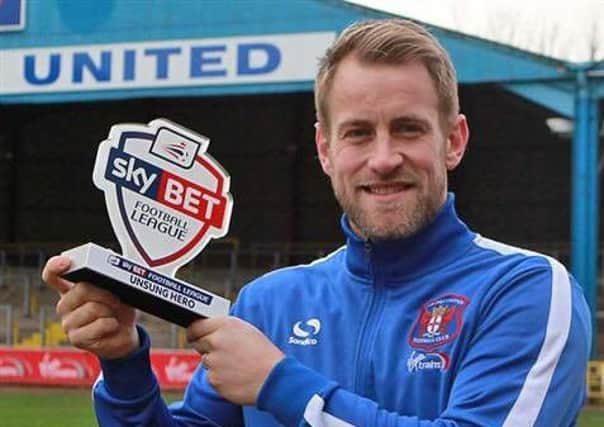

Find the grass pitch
[[0, 387, 602, 426], [0, 387, 182, 427]]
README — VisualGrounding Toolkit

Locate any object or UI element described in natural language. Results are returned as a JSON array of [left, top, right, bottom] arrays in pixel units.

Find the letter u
[[24, 54, 61, 85]]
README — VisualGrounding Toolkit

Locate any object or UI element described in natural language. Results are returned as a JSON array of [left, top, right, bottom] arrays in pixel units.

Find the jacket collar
[[342, 193, 475, 283]]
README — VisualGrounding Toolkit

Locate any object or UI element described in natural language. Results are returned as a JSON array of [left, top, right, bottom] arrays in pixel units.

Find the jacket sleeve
[[93, 325, 243, 427], [256, 259, 592, 427]]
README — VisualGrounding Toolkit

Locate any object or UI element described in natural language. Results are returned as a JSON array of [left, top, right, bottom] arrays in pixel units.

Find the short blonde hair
[[315, 19, 459, 130]]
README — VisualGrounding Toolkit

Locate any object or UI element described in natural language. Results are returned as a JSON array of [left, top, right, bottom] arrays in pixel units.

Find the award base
[[61, 243, 230, 327]]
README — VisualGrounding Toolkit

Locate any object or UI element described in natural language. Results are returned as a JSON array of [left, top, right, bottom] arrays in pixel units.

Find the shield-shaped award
[[61, 119, 233, 327]]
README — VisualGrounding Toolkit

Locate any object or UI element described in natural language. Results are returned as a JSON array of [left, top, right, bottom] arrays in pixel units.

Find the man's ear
[[445, 114, 469, 171], [315, 122, 333, 176]]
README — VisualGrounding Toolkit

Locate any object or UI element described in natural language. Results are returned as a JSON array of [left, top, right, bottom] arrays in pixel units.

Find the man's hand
[[42, 256, 139, 359], [187, 317, 285, 406]]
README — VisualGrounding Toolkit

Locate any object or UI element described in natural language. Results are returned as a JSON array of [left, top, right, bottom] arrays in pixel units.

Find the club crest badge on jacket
[[408, 294, 470, 352]]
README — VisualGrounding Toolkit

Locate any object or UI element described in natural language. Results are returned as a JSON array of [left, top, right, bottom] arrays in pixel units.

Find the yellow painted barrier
[[587, 361, 604, 401], [16, 332, 42, 348], [15, 321, 66, 348], [46, 321, 67, 346]]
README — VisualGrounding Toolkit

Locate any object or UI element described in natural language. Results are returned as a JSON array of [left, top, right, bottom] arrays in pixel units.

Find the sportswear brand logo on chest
[[288, 318, 321, 346]]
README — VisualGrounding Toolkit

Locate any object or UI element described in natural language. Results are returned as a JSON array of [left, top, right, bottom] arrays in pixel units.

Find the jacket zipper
[[353, 242, 386, 395]]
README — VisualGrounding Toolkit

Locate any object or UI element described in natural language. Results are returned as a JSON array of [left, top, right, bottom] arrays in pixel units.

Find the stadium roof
[[0, 0, 598, 113]]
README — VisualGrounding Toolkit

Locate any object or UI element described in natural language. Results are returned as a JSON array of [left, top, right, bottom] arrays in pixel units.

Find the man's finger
[[189, 336, 213, 355], [57, 282, 122, 317], [42, 256, 74, 295], [67, 317, 121, 350], [61, 301, 115, 333], [186, 317, 228, 342]]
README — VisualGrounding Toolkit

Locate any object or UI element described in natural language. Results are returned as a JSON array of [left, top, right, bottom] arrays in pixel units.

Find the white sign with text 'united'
[[0, 32, 335, 95]]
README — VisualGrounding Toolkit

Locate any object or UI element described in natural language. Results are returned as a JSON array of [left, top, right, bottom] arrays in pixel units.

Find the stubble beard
[[332, 177, 444, 242]]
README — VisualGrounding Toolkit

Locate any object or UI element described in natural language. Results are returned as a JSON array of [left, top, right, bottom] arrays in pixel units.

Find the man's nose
[[367, 136, 403, 174]]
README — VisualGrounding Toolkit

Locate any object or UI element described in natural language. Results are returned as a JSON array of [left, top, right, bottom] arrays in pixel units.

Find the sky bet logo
[[105, 150, 225, 227], [93, 119, 233, 276]]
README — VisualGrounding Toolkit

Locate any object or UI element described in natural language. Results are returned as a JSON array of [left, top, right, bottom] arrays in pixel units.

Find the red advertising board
[[150, 350, 202, 390], [0, 347, 200, 390]]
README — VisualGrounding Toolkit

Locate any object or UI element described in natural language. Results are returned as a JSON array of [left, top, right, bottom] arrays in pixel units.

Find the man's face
[[316, 55, 468, 241]]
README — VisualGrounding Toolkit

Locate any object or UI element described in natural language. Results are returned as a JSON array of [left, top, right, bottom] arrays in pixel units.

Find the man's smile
[[358, 181, 416, 197]]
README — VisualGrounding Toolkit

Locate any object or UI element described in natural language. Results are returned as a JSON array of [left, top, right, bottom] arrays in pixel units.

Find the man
[[43, 19, 591, 426]]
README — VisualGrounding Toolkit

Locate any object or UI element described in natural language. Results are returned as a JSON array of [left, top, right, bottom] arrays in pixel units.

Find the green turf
[[0, 388, 95, 427], [0, 387, 603, 426], [579, 407, 604, 427], [0, 387, 182, 427]]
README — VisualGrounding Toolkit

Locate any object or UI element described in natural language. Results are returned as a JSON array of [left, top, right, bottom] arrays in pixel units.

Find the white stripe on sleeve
[[304, 394, 354, 427], [474, 236, 572, 427]]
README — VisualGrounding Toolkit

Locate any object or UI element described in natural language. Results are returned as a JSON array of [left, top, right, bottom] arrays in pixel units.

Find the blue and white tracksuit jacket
[[94, 195, 592, 427]]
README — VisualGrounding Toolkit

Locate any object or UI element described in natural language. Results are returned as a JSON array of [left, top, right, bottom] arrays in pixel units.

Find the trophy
[[61, 119, 233, 327]]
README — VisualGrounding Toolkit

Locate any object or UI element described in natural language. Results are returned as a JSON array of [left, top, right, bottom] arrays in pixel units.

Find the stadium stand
[[0, 241, 339, 349]]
